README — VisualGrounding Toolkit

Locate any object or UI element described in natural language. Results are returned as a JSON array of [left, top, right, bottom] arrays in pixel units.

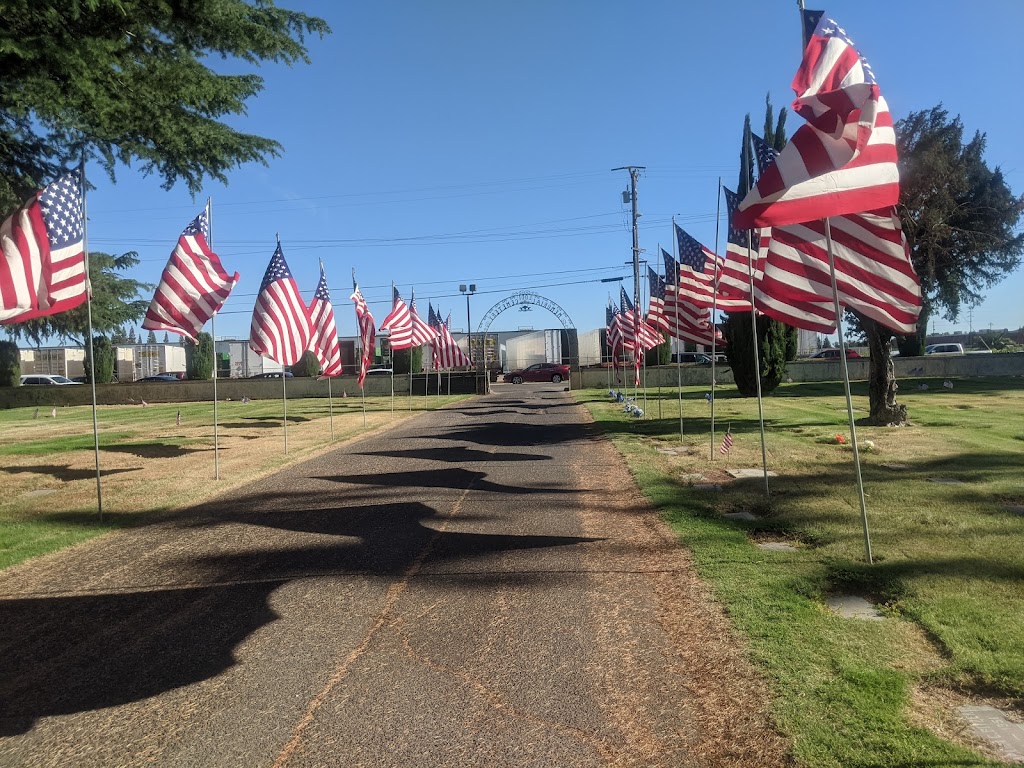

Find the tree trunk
[[859, 313, 908, 426]]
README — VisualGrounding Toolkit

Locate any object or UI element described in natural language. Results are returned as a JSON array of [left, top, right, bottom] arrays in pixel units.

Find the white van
[[925, 343, 964, 355]]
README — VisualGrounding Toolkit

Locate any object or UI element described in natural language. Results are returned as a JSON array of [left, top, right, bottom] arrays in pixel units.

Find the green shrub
[[0, 340, 21, 386], [185, 332, 214, 380], [85, 336, 115, 383], [289, 350, 322, 378]]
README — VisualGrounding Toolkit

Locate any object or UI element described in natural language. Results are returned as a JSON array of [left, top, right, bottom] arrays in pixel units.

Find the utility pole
[[613, 165, 645, 380]]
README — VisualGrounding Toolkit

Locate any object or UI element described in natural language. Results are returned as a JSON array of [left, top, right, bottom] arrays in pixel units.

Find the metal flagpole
[[641, 271, 648, 417], [327, 375, 335, 440], [824, 218, 873, 563], [80, 159, 103, 519], [389, 282, 395, 416], [656, 254, 663, 420], [282, 365, 289, 453], [208, 198, 221, 480], [672, 218, 684, 442], [710, 179, 722, 461], [743, 150, 770, 496], [746, 228, 769, 496]]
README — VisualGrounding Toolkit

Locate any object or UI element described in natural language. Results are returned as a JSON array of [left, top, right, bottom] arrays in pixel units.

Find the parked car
[[158, 371, 186, 380], [248, 371, 294, 379], [672, 353, 712, 364], [365, 367, 393, 376], [20, 374, 82, 386], [504, 362, 570, 384], [138, 374, 182, 383], [925, 343, 964, 355], [810, 348, 862, 359]]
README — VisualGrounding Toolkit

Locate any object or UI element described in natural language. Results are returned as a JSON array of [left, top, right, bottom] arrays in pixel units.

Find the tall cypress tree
[[722, 100, 792, 395]]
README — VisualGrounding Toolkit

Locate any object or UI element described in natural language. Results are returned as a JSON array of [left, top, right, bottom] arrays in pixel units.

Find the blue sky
[[80, 0, 1023, 342]]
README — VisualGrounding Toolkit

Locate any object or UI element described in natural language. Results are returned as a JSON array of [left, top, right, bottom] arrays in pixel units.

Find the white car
[[20, 374, 82, 385], [925, 343, 964, 355]]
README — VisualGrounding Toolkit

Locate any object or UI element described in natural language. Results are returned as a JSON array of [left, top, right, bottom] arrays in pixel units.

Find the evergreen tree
[[84, 336, 115, 383], [127, 327, 137, 344], [162, 332, 170, 344], [288, 350, 322, 378], [721, 98, 793, 395], [859, 106, 1022, 425], [185, 332, 214, 380], [146, 330, 157, 344], [0, 2, 330, 211], [2, 252, 150, 346], [0, 340, 20, 386]]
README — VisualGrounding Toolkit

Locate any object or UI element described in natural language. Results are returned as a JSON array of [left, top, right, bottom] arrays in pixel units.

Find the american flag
[[674, 224, 751, 312], [649, 265, 721, 347], [248, 242, 312, 367], [762, 209, 921, 334], [721, 186, 838, 334], [307, 261, 342, 377], [142, 203, 239, 342], [735, 12, 899, 229], [720, 429, 734, 455], [350, 280, 376, 388], [380, 287, 414, 350], [428, 303, 471, 369], [606, 301, 623, 365], [0, 170, 88, 324], [619, 286, 662, 350], [409, 290, 439, 347]]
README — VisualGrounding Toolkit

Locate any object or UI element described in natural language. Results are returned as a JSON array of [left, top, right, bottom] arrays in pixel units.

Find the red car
[[809, 349, 862, 359], [504, 362, 570, 384]]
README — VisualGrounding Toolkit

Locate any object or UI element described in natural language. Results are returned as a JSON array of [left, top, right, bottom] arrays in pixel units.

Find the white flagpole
[[824, 218, 873, 563], [208, 198, 221, 480], [282, 367, 289, 453], [327, 375, 334, 440], [711, 179, 722, 461], [80, 159, 103, 519], [672, 219, 684, 442], [743, 148, 770, 496]]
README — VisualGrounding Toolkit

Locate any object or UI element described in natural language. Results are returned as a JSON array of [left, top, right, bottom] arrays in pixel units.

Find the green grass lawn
[[0, 393, 469, 570], [581, 376, 1024, 767]]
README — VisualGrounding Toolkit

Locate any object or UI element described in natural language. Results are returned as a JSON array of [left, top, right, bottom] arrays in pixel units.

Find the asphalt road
[[0, 383, 787, 767]]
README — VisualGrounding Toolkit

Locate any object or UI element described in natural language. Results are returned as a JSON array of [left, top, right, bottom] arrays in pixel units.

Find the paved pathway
[[0, 384, 787, 767]]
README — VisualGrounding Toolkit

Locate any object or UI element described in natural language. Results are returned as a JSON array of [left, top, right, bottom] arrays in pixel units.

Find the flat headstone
[[928, 477, 966, 485], [656, 447, 681, 455], [726, 468, 778, 479], [825, 595, 885, 620], [958, 705, 1024, 762], [881, 463, 911, 470], [1005, 504, 1024, 517], [693, 483, 722, 492], [757, 541, 798, 552], [723, 511, 758, 521], [21, 489, 58, 498], [679, 473, 705, 483]]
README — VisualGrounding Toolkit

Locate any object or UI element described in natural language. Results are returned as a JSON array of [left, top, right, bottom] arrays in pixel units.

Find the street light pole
[[460, 283, 477, 391]]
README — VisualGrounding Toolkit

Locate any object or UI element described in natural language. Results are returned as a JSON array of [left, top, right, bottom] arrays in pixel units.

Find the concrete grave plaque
[[693, 483, 722, 492], [726, 468, 778, 479], [825, 595, 885, 620], [723, 511, 758, 521], [21, 489, 58, 498], [757, 541, 798, 552], [959, 705, 1024, 762]]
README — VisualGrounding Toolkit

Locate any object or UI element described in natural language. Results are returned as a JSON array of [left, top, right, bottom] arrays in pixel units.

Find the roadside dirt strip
[[0, 384, 789, 767]]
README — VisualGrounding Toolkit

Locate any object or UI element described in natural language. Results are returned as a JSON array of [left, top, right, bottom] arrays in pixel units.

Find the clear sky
[[78, 0, 1023, 342]]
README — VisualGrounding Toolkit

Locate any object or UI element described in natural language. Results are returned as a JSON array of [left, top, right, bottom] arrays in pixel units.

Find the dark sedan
[[504, 362, 570, 384]]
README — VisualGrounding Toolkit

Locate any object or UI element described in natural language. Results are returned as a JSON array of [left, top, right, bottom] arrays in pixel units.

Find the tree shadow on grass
[[101, 442, 209, 459], [2, 465, 139, 482]]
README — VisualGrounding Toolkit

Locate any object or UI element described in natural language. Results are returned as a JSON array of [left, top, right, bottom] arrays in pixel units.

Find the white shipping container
[[115, 347, 135, 383], [576, 329, 604, 368], [505, 330, 563, 371], [33, 347, 85, 378], [119, 344, 186, 380]]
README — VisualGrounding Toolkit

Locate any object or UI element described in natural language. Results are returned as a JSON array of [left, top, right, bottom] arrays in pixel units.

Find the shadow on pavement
[[0, 580, 283, 737], [320, 467, 576, 495]]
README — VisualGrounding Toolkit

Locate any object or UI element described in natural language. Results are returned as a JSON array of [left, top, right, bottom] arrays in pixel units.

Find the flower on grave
[[834, 433, 847, 444], [608, 389, 616, 398], [861, 439, 875, 452], [632, 407, 644, 418], [704, 392, 712, 402]]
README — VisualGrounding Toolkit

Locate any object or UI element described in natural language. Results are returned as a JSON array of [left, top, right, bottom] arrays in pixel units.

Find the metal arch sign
[[476, 291, 575, 334]]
